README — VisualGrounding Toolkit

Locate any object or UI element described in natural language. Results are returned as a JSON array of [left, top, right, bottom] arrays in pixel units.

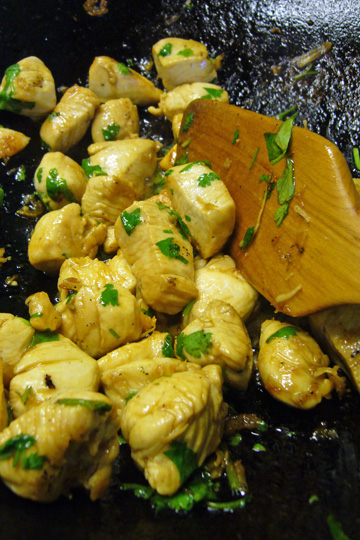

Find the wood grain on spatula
[[177, 99, 360, 316]]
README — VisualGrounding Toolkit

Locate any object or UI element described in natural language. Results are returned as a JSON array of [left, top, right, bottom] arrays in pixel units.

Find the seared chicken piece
[[28, 203, 107, 274], [89, 56, 162, 106], [176, 300, 253, 390], [98, 331, 175, 373], [0, 360, 8, 431], [0, 314, 35, 386], [115, 196, 197, 314], [57, 252, 136, 301], [166, 162, 236, 258], [26, 291, 61, 332], [309, 305, 360, 392], [81, 175, 137, 225], [103, 226, 119, 254], [183, 254, 258, 326], [91, 98, 139, 143], [102, 357, 201, 416], [9, 334, 100, 418], [0, 57, 56, 120], [85, 138, 158, 199], [40, 85, 100, 153], [56, 282, 145, 358], [152, 37, 217, 91], [172, 113, 183, 139], [258, 319, 345, 409], [33, 152, 88, 210], [121, 365, 227, 495], [148, 82, 229, 121], [0, 127, 30, 161], [0, 390, 120, 502]]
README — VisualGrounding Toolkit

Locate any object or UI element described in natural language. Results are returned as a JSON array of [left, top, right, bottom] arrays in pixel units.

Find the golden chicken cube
[[28, 203, 107, 274], [165, 162, 236, 258], [115, 196, 197, 314], [121, 365, 227, 495], [258, 319, 345, 410], [0, 390, 120, 502], [176, 300, 253, 390], [9, 334, 100, 418], [309, 304, 360, 392], [183, 254, 258, 326], [148, 82, 229, 121], [33, 152, 88, 210], [26, 291, 61, 332], [0, 127, 30, 162], [0, 314, 35, 386], [40, 85, 100, 153], [89, 56, 162, 106], [0, 360, 8, 431], [85, 138, 158, 199], [0, 57, 56, 120], [152, 37, 217, 91], [91, 98, 139, 143]]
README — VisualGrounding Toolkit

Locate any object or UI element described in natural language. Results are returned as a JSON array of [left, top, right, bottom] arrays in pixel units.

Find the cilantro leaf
[[182, 113, 194, 132], [102, 122, 120, 141], [266, 326, 298, 343], [274, 203, 289, 226], [182, 298, 195, 318], [46, 168, 76, 203], [240, 226, 255, 249], [177, 48, 194, 57], [202, 87, 224, 100], [175, 151, 189, 165], [326, 514, 351, 540], [162, 332, 175, 357], [156, 237, 188, 264], [276, 157, 295, 205], [125, 390, 138, 404], [180, 160, 212, 173], [99, 283, 119, 307], [264, 113, 297, 165], [29, 330, 59, 347], [158, 43, 172, 56], [22, 452, 47, 470], [164, 441, 198, 484], [121, 207, 143, 236], [81, 157, 107, 178], [232, 129, 239, 144], [176, 330, 212, 360], [118, 62, 130, 74], [197, 171, 220, 187]]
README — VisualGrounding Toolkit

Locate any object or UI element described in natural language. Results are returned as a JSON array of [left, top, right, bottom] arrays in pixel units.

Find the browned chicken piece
[[0, 127, 30, 162]]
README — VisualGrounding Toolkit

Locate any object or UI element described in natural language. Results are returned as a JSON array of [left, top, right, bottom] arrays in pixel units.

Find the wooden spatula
[[176, 99, 360, 317]]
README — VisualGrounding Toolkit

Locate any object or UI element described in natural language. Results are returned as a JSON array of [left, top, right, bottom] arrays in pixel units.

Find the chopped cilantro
[[176, 330, 212, 360], [277, 105, 297, 121], [29, 330, 59, 347], [353, 147, 360, 170], [239, 226, 255, 249], [276, 157, 295, 205], [20, 386, 32, 405], [249, 147, 259, 170], [156, 237, 189, 264], [253, 443, 266, 452], [182, 298, 195, 318], [293, 63, 317, 81], [326, 514, 351, 540], [46, 168, 76, 203], [99, 283, 119, 307], [164, 441, 198, 484], [15, 165, 26, 181], [48, 111, 60, 121], [202, 87, 224, 100], [125, 390, 138, 404], [185, 215, 191, 221], [121, 207, 143, 235], [109, 328, 120, 339], [197, 171, 220, 187], [162, 332, 175, 358], [0, 434, 46, 470], [102, 122, 120, 141], [309, 494, 319, 504], [175, 151, 189, 165], [0, 63, 36, 113], [158, 43, 172, 57], [81, 157, 107, 178], [22, 452, 47, 470], [177, 48, 194, 57], [274, 203, 289, 226], [118, 62, 130, 74], [227, 433, 242, 446], [182, 112, 194, 132], [181, 138, 191, 148], [207, 496, 250, 511], [0, 188, 4, 206], [164, 169, 173, 177], [56, 398, 112, 413], [266, 325, 298, 343], [151, 170, 165, 194], [264, 113, 297, 165], [180, 160, 212, 173], [232, 129, 239, 145], [36, 167, 43, 184]]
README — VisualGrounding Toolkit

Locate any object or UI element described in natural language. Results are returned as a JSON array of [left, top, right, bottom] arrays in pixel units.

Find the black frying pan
[[1, 1, 360, 539]]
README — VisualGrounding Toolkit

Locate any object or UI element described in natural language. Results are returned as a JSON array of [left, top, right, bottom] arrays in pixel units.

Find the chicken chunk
[[165, 162, 236, 258], [91, 98, 139, 143], [89, 56, 162, 106], [28, 203, 107, 274], [176, 301, 253, 390], [183, 254, 258, 326], [0, 390, 120, 502], [26, 291, 61, 332], [0, 57, 56, 120], [0, 314, 35, 386], [152, 37, 218, 91], [56, 282, 145, 358], [57, 252, 136, 301], [0, 127, 30, 162], [33, 152, 88, 210], [309, 305, 360, 392], [81, 175, 137, 225], [40, 85, 100, 153], [258, 319, 345, 409], [121, 365, 227, 495], [84, 138, 158, 199], [114, 196, 197, 314], [148, 82, 229, 121], [0, 360, 8, 431]]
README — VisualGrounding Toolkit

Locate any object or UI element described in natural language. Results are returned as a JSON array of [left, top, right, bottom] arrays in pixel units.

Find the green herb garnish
[[277, 105, 297, 121], [164, 441, 198, 484], [15, 165, 26, 181], [156, 237, 188, 264], [182, 298, 195, 318], [81, 157, 107, 178], [326, 514, 351, 540], [177, 48, 194, 57], [109, 328, 120, 339], [48, 111, 60, 121], [197, 171, 220, 187], [276, 157, 295, 205], [0, 188, 4, 206], [182, 112, 194, 132], [232, 129, 239, 145], [121, 207, 143, 236], [176, 330, 212, 360], [0, 434, 46, 470], [99, 284, 119, 307], [253, 443, 266, 452], [266, 326, 298, 343], [125, 390, 138, 404], [293, 63, 317, 81], [29, 330, 59, 347], [118, 62, 130, 75], [158, 43, 172, 57], [180, 160, 212, 173], [162, 332, 175, 358], [36, 167, 43, 184], [239, 226, 255, 249], [274, 203, 289, 226], [0, 63, 36, 113], [249, 147, 259, 170], [20, 386, 32, 405], [102, 122, 120, 141], [264, 113, 297, 165], [46, 168, 76, 203], [56, 398, 112, 413], [202, 87, 224, 100], [353, 147, 360, 170], [175, 151, 189, 165]]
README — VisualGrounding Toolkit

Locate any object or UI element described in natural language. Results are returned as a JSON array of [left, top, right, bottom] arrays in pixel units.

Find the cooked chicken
[[56, 282, 145, 358], [183, 254, 258, 326], [28, 203, 107, 274], [81, 175, 137, 225], [57, 252, 137, 301], [121, 365, 227, 495], [0, 390, 119, 502], [102, 357, 201, 415], [9, 334, 100, 418], [0, 360, 8, 431], [40, 85, 100, 153], [152, 37, 218, 91], [88, 56, 162, 106], [26, 291, 61, 332], [258, 319, 345, 409], [309, 305, 360, 392], [98, 330, 175, 373], [33, 152, 88, 210], [172, 113, 183, 139], [148, 82, 229, 121], [165, 162, 236, 258], [0, 314, 35, 386], [176, 300, 253, 390], [0, 127, 30, 161], [85, 138, 158, 199], [103, 226, 119, 254], [91, 98, 139, 143], [114, 196, 198, 314], [0, 57, 56, 120]]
